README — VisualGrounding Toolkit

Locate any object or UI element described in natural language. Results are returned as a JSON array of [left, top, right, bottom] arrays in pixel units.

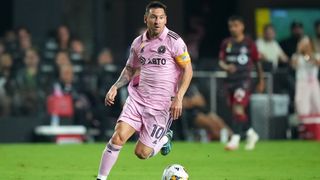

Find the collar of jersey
[[142, 26, 169, 42]]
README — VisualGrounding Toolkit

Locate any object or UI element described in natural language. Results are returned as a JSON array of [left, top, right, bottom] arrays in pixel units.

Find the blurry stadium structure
[[1, 0, 320, 143]]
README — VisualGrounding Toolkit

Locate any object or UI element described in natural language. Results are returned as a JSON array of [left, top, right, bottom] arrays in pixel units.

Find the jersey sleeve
[[250, 40, 259, 62], [173, 38, 191, 68], [126, 40, 140, 68], [219, 40, 227, 61]]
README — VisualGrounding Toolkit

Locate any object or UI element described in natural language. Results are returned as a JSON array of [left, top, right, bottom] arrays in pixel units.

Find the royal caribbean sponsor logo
[[139, 56, 166, 65], [139, 56, 146, 64]]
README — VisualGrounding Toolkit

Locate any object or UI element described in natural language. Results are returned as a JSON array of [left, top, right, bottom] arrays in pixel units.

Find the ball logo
[[158, 45, 166, 54]]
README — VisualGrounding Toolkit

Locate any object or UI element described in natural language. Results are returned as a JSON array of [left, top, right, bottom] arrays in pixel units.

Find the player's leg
[[135, 140, 158, 159], [134, 107, 172, 159], [226, 87, 259, 150], [134, 130, 172, 159], [225, 88, 245, 150], [225, 103, 243, 150], [97, 121, 136, 180], [97, 97, 142, 180]]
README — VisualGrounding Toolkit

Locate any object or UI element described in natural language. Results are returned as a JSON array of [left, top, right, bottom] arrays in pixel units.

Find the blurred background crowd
[[1, 0, 320, 142]]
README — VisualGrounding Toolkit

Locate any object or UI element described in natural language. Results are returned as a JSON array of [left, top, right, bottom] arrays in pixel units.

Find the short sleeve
[[173, 38, 191, 68], [255, 39, 263, 52], [126, 41, 140, 68], [250, 40, 259, 62], [219, 40, 227, 61]]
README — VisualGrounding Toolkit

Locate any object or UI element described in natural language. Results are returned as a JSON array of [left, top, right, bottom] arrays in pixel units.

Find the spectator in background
[[3, 30, 18, 56], [54, 51, 71, 77], [0, 54, 15, 83], [96, 49, 121, 118], [312, 20, 320, 53], [183, 84, 233, 140], [0, 54, 16, 90], [186, 16, 205, 64], [280, 22, 304, 113], [15, 48, 44, 115], [17, 27, 33, 51], [57, 25, 71, 51], [280, 21, 304, 58], [70, 38, 84, 75], [0, 53, 15, 116], [55, 51, 71, 67], [58, 65, 77, 95], [57, 64, 97, 127], [16, 48, 41, 89], [0, 41, 6, 56], [291, 37, 320, 124], [97, 48, 119, 91], [70, 38, 89, 71], [256, 24, 288, 71], [97, 48, 118, 72], [15, 27, 34, 69]]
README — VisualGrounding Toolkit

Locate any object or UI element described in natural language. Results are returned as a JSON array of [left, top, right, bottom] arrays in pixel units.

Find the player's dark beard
[[147, 28, 161, 39]]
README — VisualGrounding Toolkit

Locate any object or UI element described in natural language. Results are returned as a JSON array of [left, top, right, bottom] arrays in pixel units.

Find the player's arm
[[171, 62, 193, 120], [171, 39, 193, 120], [105, 65, 137, 106], [219, 61, 236, 73], [105, 42, 139, 106], [218, 40, 236, 73], [255, 61, 265, 93], [252, 42, 265, 93], [114, 66, 136, 89]]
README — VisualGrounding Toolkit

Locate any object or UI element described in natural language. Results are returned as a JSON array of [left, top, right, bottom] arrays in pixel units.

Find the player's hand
[[105, 86, 118, 106], [256, 80, 265, 93], [227, 64, 237, 74], [170, 96, 183, 120]]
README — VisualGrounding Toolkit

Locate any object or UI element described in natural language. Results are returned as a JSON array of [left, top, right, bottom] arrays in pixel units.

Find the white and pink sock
[[150, 136, 168, 157], [97, 141, 122, 180]]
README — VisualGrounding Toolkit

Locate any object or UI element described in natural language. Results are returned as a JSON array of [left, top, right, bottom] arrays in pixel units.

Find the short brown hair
[[145, 1, 167, 15], [228, 15, 245, 24]]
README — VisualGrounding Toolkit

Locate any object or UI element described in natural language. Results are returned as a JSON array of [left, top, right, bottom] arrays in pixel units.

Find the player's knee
[[111, 132, 126, 146], [134, 149, 151, 160]]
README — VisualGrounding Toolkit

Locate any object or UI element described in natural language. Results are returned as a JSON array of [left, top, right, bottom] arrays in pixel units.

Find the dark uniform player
[[219, 15, 264, 150]]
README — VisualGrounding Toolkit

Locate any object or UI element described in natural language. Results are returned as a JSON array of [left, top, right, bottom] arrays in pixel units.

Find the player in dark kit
[[219, 16, 264, 150]]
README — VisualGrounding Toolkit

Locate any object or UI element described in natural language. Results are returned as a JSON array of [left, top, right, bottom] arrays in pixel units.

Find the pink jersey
[[126, 27, 191, 110]]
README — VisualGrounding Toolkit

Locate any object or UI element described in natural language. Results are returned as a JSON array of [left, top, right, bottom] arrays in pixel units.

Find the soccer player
[[96, 1, 193, 180], [218, 16, 264, 151]]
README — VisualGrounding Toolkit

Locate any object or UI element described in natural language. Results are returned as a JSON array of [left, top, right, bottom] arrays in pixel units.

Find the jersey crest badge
[[158, 45, 166, 54]]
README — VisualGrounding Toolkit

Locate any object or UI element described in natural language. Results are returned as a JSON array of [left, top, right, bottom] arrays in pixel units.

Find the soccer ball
[[162, 164, 189, 180]]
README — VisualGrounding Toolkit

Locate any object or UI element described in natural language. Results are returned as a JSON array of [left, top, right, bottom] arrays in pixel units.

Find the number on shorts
[[150, 124, 165, 139]]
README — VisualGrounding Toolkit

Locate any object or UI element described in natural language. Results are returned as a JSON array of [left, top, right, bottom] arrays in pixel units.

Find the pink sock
[[97, 140, 122, 179], [150, 136, 168, 157]]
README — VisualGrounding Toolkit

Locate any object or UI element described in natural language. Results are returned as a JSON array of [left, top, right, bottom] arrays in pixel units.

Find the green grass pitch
[[0, 141, 319, 180]]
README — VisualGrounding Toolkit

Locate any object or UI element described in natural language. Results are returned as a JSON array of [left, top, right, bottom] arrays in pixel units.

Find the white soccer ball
[[162, 164, 189, 180]]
